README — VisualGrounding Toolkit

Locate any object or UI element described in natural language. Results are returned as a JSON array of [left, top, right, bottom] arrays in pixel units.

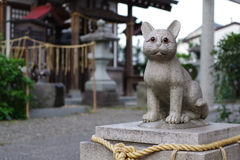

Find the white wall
[[177, 23, 240, 55], [214, 24, 240, 46], [184, 27, 201, 40], [177, 42, 188, 54], [177, 37, 201, 55]]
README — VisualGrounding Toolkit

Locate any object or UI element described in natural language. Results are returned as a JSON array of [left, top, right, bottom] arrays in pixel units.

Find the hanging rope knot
[[113, 143, 139, 160]]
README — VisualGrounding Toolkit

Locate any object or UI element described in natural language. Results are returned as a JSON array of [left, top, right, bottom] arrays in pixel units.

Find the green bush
[[211, 32, 240, 101], [0, 54, 34, 120], [211, 32, 240, 122]]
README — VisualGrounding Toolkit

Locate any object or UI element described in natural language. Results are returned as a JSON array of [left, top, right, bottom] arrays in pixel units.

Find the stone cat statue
[[141, 20, 208, 124]]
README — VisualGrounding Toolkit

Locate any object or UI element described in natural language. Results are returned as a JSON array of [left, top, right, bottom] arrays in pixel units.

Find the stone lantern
[[80, 19, 121, 106]]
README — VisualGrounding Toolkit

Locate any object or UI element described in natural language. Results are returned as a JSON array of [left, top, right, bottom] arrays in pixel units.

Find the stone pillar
[[200, 0, 214, 109], [69, 12, 81, 98], [80, 19, 123, 106]]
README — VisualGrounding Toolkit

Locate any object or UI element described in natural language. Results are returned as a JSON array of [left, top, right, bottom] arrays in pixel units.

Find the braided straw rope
[[0, 36, 95, 75], [91, 134, 240, 160]]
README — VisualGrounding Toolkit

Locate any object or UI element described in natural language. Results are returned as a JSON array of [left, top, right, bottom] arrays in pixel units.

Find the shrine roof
[[22, 3, 63, 25]]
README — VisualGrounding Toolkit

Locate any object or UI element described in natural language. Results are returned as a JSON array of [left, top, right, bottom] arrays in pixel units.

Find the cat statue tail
[[195, 98, 209, 119]]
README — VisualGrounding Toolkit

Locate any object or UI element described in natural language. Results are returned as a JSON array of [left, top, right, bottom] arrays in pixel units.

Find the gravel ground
[[0, 105, 230, 160], [0, 107, 145, 145]]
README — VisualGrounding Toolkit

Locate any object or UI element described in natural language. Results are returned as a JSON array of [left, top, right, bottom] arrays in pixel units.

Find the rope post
[[25, 37, 29, 119], [45, 44, 49, 82], [91, 42, 97, 113]]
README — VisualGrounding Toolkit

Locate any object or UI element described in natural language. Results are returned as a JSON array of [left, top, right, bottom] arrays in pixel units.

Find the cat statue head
[[141, 20, 181, 61]]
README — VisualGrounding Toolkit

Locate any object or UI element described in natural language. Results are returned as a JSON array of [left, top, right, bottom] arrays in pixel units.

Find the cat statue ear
[[141, 22, 154, 39], [167, 20, 181, 39]]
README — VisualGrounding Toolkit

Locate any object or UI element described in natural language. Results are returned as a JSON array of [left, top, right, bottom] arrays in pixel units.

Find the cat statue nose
[[156, 41, 162, 47]]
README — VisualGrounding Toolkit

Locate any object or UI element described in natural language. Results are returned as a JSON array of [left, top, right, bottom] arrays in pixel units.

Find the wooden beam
[[153, 0, 178, 5], [106, 0, 175, 11], [125, 5, 134, 96], [6, 1, 30, 10], [107, 0, 149, 8], [0, 1, 6, 39], [79, 7, 136, 23], [128, 4, 132, 17], [70, 12, 80, 89]]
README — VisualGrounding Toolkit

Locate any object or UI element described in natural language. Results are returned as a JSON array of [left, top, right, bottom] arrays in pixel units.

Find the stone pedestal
[[107, 67, 124, 96], [80, 121, 240, 160], [82, 90, 121, 107], [68, 89, 81, 98]]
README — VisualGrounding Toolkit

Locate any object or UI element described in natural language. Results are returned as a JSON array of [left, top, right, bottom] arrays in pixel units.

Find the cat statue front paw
[[143, 112, 159, 123], [165, 113, 181, 124]]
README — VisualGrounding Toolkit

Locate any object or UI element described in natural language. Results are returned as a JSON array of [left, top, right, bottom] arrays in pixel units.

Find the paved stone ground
[[1, 102, 239, 160]]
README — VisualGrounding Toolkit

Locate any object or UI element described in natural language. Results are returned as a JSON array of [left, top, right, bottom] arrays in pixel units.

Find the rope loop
[[113, 143, 139, 160], [170, 149, 179, 160], [220, 147, 227, 160]]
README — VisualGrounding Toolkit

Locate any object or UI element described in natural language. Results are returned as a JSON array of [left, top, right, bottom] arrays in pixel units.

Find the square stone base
[[80, 140, 240, 160], [96, 121, 240, 145], [80, 121, 240, 160]]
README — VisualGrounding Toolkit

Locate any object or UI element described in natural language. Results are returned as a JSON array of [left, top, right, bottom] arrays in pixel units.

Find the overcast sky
[[117, 0, 240, 46]]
